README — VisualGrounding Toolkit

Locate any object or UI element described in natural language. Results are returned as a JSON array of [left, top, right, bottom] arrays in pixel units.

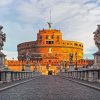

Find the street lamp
[[61, 60, 66, 72], [31, 53, 42, 72], [75, 52, 78, 70], [35, 57, 39, 72], [64, 60, 67, 72], [21, 55, 25, 71], [69, 53, 74, 65], [63, 60, 67, 72], [36, 56, 42, 72], [26, 53, 30, 71], [34, 56, 42, 72], [46, 64, 49, 71]]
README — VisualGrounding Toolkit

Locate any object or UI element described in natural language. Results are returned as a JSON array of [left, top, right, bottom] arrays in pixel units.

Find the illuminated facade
[[17, 25, 84, 67], [5, 59, 93, 74], [5, 60, 34, 72], [4, 24, 95, 75]]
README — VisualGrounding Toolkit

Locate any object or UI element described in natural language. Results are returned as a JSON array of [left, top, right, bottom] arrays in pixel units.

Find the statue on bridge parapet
[[68, 53, 75, 71], [93, 25, 100, 69], [69, 53, 74, 64], [93, 25, 100, 52], [26, 51, 30, 71], [0, 25, 6, 50], [0, 25, 6, 70]]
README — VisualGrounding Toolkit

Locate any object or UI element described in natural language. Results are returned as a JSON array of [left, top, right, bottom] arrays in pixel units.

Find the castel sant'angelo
[[17, 22, 83, 67]]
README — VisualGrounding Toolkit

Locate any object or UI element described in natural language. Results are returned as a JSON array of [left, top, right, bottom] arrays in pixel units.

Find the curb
[[66, 78, 100, 91], [0, 75, 42, 92], [58, 75, 100, 91]]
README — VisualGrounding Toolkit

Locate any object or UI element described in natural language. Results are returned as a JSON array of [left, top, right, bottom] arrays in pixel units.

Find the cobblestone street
[[0, 76, 100, 100]]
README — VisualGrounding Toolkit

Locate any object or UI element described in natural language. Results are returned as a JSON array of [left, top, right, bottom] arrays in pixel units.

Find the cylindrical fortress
[[17, 29, 83, 66]]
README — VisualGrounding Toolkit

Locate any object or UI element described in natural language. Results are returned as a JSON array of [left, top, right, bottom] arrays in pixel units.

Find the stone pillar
[[97, 70, 100, 83], [88, 71, 94, 82], [93, 52, 100, 69], [93, 71, 98, 82], [6, 71, 11, 82], [0, 52, 6, 70], [84, 71, 88, 80]]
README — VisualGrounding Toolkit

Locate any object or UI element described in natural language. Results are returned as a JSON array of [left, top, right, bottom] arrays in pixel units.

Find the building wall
[[5, 59, 94, 75], [5, 60, 35, 72]]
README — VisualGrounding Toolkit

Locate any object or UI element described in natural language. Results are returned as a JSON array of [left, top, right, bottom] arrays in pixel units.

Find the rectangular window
[[51, 41, 54, 44], [46, 41, 54, 44], [46, 41, 49, 44]]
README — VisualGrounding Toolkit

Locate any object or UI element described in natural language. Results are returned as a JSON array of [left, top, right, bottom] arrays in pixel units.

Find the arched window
[[74, 43, 78, 46]]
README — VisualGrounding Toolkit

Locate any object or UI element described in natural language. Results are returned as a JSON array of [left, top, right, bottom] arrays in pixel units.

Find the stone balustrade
[[0, 71, 38, 83], [63, 69, 100, 83]]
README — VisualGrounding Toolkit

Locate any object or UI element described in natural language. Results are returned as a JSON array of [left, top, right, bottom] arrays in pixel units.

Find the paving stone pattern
[[0, 76, 100, 100]]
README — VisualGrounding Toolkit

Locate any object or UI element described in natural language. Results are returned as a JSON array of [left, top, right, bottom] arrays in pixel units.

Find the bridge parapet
[[0, 71, 38, 83], [59, 69, 100, 83]]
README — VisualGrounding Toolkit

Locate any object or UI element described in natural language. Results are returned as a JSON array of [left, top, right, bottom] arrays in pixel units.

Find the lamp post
[[61, 60, 66, 72], [31, 53, 42, 72], [26, 53, 30, 71], [21, 55, 24, 71], [64, 60, 67, 72], [69, 53, 74, 65], [34, 57, 39, 72], [36, 57, 39, 72], [63, 60, 66, 72], [75, 52, 78, 70], [37, 56, 42, 72], [69, 53, 74, 71], [46, 64, 49, 74]]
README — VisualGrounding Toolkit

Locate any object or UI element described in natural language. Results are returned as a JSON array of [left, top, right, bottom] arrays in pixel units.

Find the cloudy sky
[[0, 0, 100, 60]]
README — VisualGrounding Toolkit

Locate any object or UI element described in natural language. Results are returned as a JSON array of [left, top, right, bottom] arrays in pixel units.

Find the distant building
[[17, 23, 84, 66], [5, 60, 34, 72], [76, 59, 94, 68]]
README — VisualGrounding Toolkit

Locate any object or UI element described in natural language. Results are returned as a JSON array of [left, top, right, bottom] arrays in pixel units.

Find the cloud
[[0, 0, 13, 7], [1, 0, 100, 59], [3, 51, 18, 60], [2, 21, 36, 51]]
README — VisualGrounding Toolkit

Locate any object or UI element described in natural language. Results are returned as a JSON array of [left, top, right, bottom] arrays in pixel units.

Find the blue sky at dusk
[[0, 0, 100, 60]]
